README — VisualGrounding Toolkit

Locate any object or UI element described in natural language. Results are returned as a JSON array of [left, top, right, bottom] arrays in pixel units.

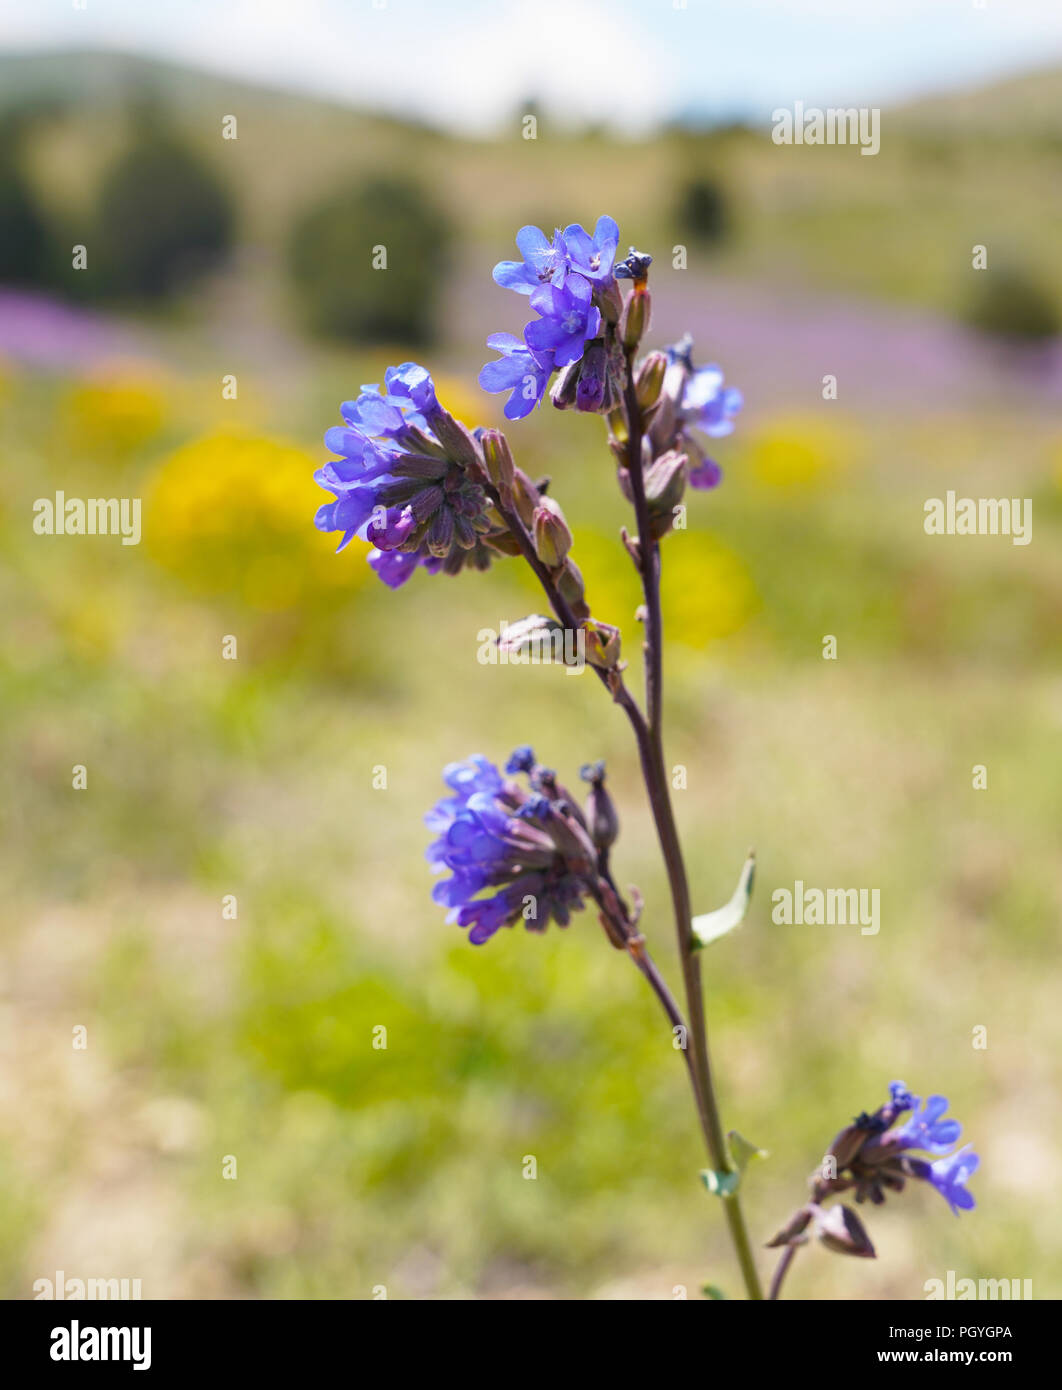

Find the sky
[[2, 0, 1061, 133]]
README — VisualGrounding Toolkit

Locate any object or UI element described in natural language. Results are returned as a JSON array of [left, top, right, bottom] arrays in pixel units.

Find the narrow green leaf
[[727, 1129, 768, 1173], [691, 851, 756, 949], [701, 1283, 728, 1300]]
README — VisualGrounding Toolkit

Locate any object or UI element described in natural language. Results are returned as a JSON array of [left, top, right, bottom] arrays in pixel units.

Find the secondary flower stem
[[621, 358, 765, 1302], [768, 1243, 800, 1301], [487, 427, 763, 1298]]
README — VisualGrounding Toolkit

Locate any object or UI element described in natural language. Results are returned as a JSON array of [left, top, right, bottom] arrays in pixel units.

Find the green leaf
[[701, 1168, 741, 1198], [691, 851, 755, 949], [701, 1283, 728, 1300], [727, 1129, 768, 1173]]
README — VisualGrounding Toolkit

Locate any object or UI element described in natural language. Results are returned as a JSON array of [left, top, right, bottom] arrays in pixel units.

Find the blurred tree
[[963, 264, 1060, 344], [0, 119, 49, 286], [675, 175, 731, 246], [94, 117, 235, 301], [287, 176, 452, 345]]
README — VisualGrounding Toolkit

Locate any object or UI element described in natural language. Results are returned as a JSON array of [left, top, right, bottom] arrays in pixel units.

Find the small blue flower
[[478, 333, 554, 419], [525, 275, 602, 368], [561, 216, 620, 286], [681, 365, 743, 438], [929, 1145, 979, 1215], [492, 225, 569, 295], [893, 1095, 964, 1155]]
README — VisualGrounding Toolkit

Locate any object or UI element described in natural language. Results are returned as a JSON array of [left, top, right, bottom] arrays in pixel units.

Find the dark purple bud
[[765, 1206, 813, 1249], [580, 761, 619, 851], [811, 1203, 876, 1259]]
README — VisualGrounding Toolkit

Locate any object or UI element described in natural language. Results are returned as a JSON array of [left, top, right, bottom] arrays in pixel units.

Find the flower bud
[[552, 339, 623, 415], [550, 360, 581, 410], [497, 614, 566, 661], [533, 496, 573, 568], [619, 287, 651, 351], [644, 449, 688, 509], [510, 469, 540, 529], [580, 761, 619, 850], [556, 558, 590, 622], [811, 1203, 876, 1259], [635, 351, 667, 409], [582, 619, 622, 671], [480, 428, 516, 498], [427, 408, 480, 467], [765, 1207, 813, 1249], [824, 1122, 871, 1174]]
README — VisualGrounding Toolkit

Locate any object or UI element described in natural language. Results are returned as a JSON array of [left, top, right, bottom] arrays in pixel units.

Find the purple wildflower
[[561, 216, 620, 286], [478, 333, 554, 419], [316, 361, 507, 588], [892, 1095, 964, 1156], [425, 752, 597, 945], [492, 225, 569, 295], [525, 275, 602, 368], [814, 1080, 979, 1219], [682, 364, 743, 438], [929, 1146, 979, 1216]]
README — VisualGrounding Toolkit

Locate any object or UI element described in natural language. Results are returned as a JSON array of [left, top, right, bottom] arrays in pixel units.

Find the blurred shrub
[[962, 265, 1060, 344], [145, 431, 369, 611], [675, 175, 731, 246], [94, 128, 235, 301], [288, 176, 452, 345], [0, 142, 49, 287]]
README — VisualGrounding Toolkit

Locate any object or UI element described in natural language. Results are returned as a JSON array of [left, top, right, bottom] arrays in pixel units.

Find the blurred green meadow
[[1, 51, 1061, 1300]]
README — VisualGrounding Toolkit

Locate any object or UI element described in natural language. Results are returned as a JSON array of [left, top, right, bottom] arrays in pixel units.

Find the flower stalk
[[313, 213, 981, 1304]]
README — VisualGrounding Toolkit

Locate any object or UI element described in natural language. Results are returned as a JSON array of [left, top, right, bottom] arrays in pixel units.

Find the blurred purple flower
[[929, 1146, 979, 1215]]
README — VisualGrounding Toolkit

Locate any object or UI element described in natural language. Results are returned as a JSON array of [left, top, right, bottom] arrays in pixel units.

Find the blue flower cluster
[[832, 1080, 980, 1217], [314, 362, 502, 588], [425, 750, 599, 944], [479, 218, 619, 419]]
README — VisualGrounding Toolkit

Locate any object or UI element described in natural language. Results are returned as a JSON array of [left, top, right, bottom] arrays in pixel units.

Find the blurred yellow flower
[[60, 370, 170, 456], [566, 525, 757, 649], [743, 414, 863, 490], [661, 530, 759, 647], [145, 430, 371, 611]]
